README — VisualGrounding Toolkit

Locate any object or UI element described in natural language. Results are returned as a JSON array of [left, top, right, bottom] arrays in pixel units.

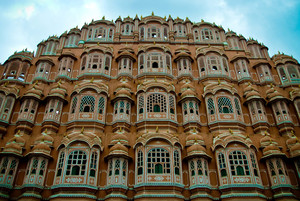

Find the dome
[[107, 143, 130, 158], [286, 137, 298, 148], [263, 143, 281, 156], [117, 82, 132, 90], [246, 90, 261, 99], [186, 134, 204, 146], [111, 133, 129, 146], [290, 143, 300, 152], [35, 131, 54, 146], [181, 82, 194, 90], [115, 88, 131, 97], [32, 142, 51, 154], [24, 85, 44, 100], [3, 142, 22, 155], [181, 88, 196, 98], [48, 84, 67, 99]]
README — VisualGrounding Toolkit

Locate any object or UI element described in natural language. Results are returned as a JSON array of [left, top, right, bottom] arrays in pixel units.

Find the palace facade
[[0, 13, 300, 201]]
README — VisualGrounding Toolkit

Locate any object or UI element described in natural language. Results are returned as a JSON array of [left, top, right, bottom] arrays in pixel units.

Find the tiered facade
[[0, 13, 300, 201]]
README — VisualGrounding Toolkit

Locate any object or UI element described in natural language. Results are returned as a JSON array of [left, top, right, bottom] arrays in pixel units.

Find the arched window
[[190, 161, 195, 176], [234, 98, 241, 115], [207, 56, 221, 72], [287, 65, 299, 79], [218, 97, 233, 114], [71, 97, 77, 114], [137, 150, 143, 175], [228, 151, 250, 176], [66, 150, 87, 176], [169, 95, 175, 114], [147, 148, 170, 174], [250, 153, 259, 177], [115, 159, 120, 175], [218, 153, 227, 177], [79, 96, 95, 112], [147, 93, 167, 112]]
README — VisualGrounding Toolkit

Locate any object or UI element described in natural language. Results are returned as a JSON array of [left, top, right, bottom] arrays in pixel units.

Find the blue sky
[[0, 0, 299, 64]]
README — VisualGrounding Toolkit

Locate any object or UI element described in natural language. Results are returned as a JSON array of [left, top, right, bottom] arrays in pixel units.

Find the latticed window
[[122, 160, 127, 176], [0, 158, 9, 175], [126, 102, 130, 114], [250, 153, 259, 176], [98, 97, 105, 114], [276, 159, 284, 175], [207, 98, 215, 115], [287, 65, 299, 79], [218, 97, 233, 113], [79, 96, 95, 112], [218, 153, 227, 177], [228, 151, 250, 176], [147, 26, 161, 38], [190, 161, 195, 176], [8, 159, 17, 176], [197, 160, 203, 175], [174, 150, 180, 175], [109, 160, 113, 176], [31, 158, 38, 174], [89, 151, 98, 177], [269, 160, 276, 176], [115, 159, 120, 175], [198, 57, 205, 72], [71, 97, 77, 114], [169, 95, 175, 114], [139, 54, 144, 69], [234, 98, 241, 115], [137, 150, 143, 175], [147, 93, 167, 113], [147, 53, 163, 69], [138, 95, 144, 114], [56, 152, 65, 176], [39, 160, 46, 176], [66, 150, 87, 176], [147, 148, 170, 174], [120, 101, 125, 113]]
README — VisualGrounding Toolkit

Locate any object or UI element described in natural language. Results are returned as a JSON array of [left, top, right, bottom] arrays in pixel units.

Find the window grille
[[0, 158, 9, 174], [137, 150, 143, 175], [138, 95, 144, 114], [109, 160, 113, 176], [228, 151, 250, 176], [71, 97, 77, 114], [90, 151, 98, 177], [250, 153, 258, 176], [98, 97, 105, 114], [197, 160, 203, 175], [9, 160, 17, 175], [122, 160, 127, 176], [190, 161, 195, 176], [66, 150, 87, 176], [79, 96, 95, 112], [115, 159, 120, 175], [234, 98, 241, 115], [126, 102, 130, 114], [169, 95, 175, 114], [218, 153, 227, 177], [201, 28, 213, 40], [39, 160, 46, 176], [147, 148, 170, 174], [207, 98, 215, 115], [56, 152, 65, 176], [147, 93, 167, 112], [287, 65, 299, 78], [218, 97, 233, 113], [31, 158, 38, 174], [276, 159, 284, 175], [269, 160, 276, 176], [120, 101, 125, 113], [174, 150, 180, 175]]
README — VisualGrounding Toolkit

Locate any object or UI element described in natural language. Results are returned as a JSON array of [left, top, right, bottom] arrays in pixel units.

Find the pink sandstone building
[[0, 13, 300, 201]]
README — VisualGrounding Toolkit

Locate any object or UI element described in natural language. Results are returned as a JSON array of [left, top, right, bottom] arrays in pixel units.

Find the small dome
[[187, 143, 207, 157], [108, 143, 130, 158], [32, 142, 51, 154], [181, 82, 194, 90], [35, 131, 54, 146], [117, 82, 132, 90], [115, 88, 131, 97], [111, 133, 129, 146], [286, 137, 298, 148], [246, 90, 261, 99], [181, 88, 196, 98], [3, 142, 22, 155], [24, 85, 43, 100], [186, 134, 204, 146], [48, 85, 67, 99], [263, 143, 281, 156]]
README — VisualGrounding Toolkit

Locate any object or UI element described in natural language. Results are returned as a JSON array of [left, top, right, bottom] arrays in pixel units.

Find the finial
[[81, 127, 84, 134], [90, 77, 94, 83], [16, 130, 21, 135], [156, 126, 159, 133], [102, 16, 105, 20], [33, 80, 38, 88], [4, 81, 9, 87], [291, 130, 294, 136], [58, 79, 62, 87], [229, 128, 233, 134], [164, 16, 166, 20], [153, 41, 156, 45], [270, 83, 274, 88], [152, 11, 154, 16], [208, 43, 211, 47], [218, 78, 221, 85], [193, 127, 196, 133], [201, 19, 204, 22], [119, 127, 122, 133], [194, 136, 197, 143], [154, 76, 157, 82], [44, 129, 48, 134], [97, 42, 100, 46]]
